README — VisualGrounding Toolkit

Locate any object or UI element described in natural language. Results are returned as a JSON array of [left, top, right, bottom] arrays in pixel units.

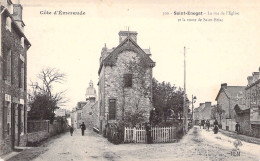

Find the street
[[7, 127, 260, 161]]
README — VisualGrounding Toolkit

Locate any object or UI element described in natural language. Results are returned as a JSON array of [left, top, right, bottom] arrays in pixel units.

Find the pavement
[[1, 126, 260, 161]]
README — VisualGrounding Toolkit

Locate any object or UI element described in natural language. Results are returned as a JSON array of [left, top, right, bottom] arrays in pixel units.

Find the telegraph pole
[[183, 46, 187, 134]]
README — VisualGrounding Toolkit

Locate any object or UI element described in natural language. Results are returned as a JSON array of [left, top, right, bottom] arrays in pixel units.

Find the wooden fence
[[124, 126, 177, 143]]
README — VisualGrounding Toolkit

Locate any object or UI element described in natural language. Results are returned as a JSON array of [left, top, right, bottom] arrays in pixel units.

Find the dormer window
[[21, 37, 24, 48], [5, 17, 12, 32]]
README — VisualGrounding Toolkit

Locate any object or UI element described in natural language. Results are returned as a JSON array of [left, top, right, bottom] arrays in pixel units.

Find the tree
[[152, 78, 187, 124], [28, 67, 67, 123]]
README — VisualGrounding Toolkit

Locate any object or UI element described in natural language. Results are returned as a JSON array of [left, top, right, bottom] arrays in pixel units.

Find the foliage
[[106, 124, 124, 144], [28, 67, 67, 123], [120, 110, 147, 127], [211, 104, 225, 123], [28, 93, 57, 122], [151, 78, 187, 124]]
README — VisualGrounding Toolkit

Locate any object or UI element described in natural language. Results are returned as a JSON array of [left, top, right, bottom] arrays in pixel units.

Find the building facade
[[0, 0, 31, 155], [194, 102, 214, 125], [215, 83, 246, 131], [98, 31, 155, 134], [245, 68, 260, 137]]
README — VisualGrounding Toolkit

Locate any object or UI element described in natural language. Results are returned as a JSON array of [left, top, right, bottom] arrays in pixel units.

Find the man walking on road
[[80, 122, 86, 136]]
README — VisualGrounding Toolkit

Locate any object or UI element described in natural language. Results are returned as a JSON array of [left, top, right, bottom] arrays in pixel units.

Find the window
[[109, 99, 116, 120], [21, 37, 24, 48], [5, 17, 11, 32], [18, 58, 24, 88], [124, 74, 132, 87], [3, 48, 11, 82]]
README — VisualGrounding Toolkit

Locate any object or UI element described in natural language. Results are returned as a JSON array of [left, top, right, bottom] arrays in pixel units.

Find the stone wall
[[104, 51, 153, 122], [0, 11, 29, 155], [27, 131, 49, 145], [236, 112, 251, 135]]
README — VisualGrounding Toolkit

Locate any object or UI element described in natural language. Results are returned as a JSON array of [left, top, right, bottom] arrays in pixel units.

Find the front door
[[17, 105, 21, 146], [11, 103, 15, 149]]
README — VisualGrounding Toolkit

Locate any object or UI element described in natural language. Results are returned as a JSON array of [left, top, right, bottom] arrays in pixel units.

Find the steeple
[[85, 80, 96, 101]]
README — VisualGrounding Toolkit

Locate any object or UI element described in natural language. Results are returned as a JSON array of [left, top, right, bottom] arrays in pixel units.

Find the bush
[[106, 124, 124, 144]]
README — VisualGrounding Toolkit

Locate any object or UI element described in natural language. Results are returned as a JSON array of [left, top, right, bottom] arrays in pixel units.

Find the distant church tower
[[85, 80, 97, 101]]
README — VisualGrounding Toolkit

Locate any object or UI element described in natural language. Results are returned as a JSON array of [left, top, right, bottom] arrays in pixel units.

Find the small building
[[0, 1, 31, 154], [98, 31, 155, 134], [215, 83, 246, 131], [245, 68, 260, 137]]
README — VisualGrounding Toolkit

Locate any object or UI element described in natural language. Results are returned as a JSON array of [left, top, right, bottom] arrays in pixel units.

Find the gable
[[98, 37, 155, 75], [215, 88, 229, 101]]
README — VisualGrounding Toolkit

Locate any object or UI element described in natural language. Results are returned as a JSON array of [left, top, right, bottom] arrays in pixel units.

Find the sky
[[19, 0, 260, 110]]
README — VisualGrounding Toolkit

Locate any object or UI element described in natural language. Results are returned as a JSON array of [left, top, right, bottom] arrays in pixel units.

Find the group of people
[[68, 122, 86, 136], [199, 119, 241, 134], [199, 119, 219, 134]]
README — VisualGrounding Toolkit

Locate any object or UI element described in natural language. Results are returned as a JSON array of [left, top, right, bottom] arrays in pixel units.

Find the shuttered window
[[124, 74, 132, 87], [109, 99, 116, 120]]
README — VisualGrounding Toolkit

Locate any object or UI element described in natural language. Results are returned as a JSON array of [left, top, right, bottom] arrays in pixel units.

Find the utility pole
[[183, 46, 187, 134]]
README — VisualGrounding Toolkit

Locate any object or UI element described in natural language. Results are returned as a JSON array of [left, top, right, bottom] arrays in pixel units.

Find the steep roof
[[215, 86, 245, 101], [234, 104, 250, 115], [98, 36, 155, 75]]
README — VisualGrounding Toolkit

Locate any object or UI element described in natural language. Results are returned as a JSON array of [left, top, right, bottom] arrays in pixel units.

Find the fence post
[[133, 127, 136, 143]]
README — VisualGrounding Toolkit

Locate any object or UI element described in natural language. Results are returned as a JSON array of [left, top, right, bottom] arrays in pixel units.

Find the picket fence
[[124, 126, 177, 143]]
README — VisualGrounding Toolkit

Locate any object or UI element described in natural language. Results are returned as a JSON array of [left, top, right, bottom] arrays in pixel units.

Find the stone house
[[194, 102, 214, 125], [98, 31, 155, 134], [75, 101, 87, 128], [245, 68, 260, 137], [0, 1, 31, 155], [215, 83, 246, 131], [81, 80, 99, 130]]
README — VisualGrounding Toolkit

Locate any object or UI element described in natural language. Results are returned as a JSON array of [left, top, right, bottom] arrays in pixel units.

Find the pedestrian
[[213, 119, 219, 134], [206, 120, 210, 131], [201, 120, 205, 129], [69, 125, 74, 136], [235, 122, 240, 134], [145, 123, 152, 144], [80, 122, 86, 136]]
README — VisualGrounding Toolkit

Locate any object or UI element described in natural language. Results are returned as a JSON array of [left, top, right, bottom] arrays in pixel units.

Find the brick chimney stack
[[252, 72, 260, 82], [221, 83, 227, 89], [119, 31, 138, 43], [247, 76, 253, 86], [205, 102, 212, 107], [12, 3, 24, 31]]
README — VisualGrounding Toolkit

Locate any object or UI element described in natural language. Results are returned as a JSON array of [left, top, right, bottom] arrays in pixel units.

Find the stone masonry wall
[[0, 12, 28, 155], [104, 50, 153, 123]]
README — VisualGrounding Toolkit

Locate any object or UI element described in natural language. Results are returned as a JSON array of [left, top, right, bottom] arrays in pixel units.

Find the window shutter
[[124, 74, 132, 87], [109, 99, 116, 120]]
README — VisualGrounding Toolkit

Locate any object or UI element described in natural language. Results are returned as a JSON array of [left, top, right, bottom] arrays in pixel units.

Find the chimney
[[252, 72, 260, 82], [199, 103, 204, 107], [247, 76, 253, 86], [89, 97, 96, 103], [119, 31, 138, 43], [205, 102, 211, 107], [12, 4, 24, 31], [221, 83, 227, 89]]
